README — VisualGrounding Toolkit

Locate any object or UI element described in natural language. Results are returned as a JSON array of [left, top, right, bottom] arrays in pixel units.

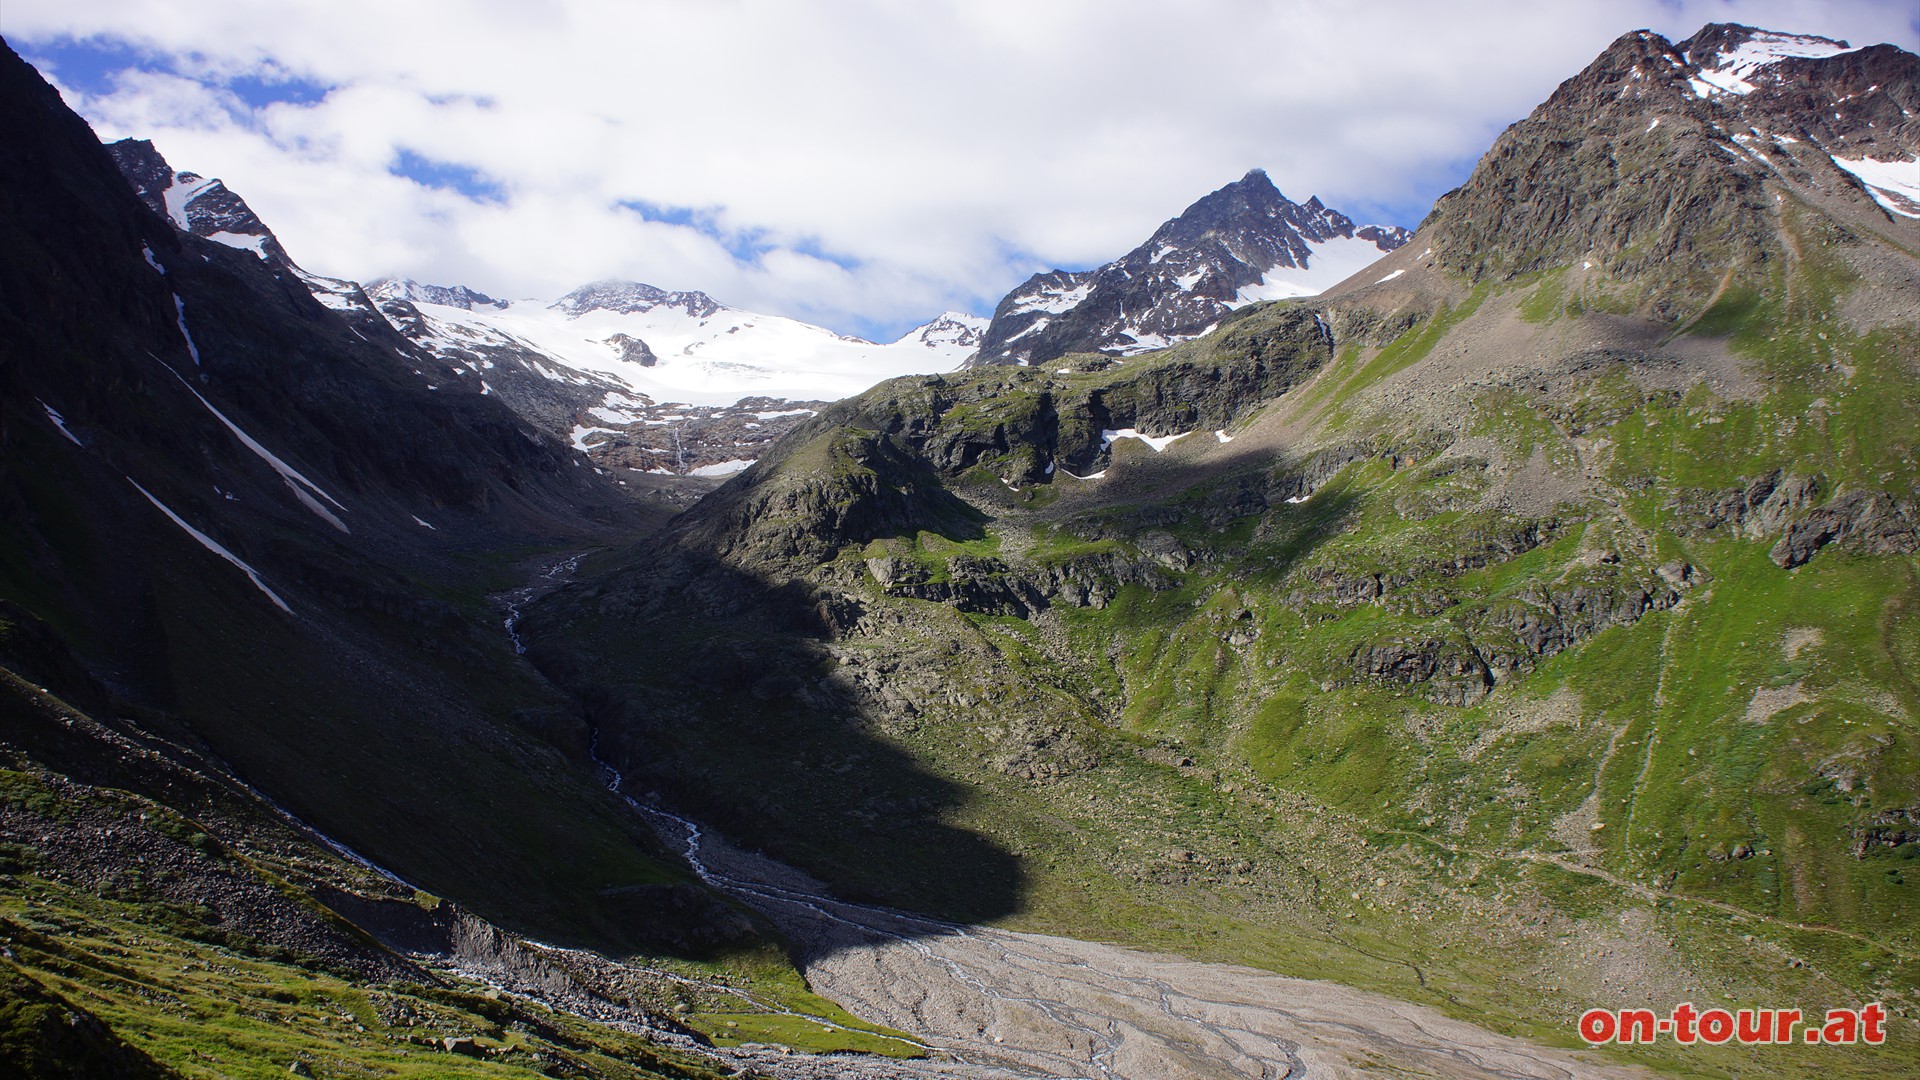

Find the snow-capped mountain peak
[[970, 169, 1408, 366], [365, 277, 508, 311], [894, 312, 988, 350], [551, 279, 722, 320]]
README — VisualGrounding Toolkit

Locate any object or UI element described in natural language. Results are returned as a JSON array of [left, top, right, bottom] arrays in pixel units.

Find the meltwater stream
[[507, 560, 1653, 1080]]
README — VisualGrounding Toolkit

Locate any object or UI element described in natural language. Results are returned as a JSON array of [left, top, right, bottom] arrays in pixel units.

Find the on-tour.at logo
[[1578, 1002, 1889, 1046]]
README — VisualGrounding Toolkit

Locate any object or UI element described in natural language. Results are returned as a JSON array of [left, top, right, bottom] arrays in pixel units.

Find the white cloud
[[8, 0, 1917, 337]]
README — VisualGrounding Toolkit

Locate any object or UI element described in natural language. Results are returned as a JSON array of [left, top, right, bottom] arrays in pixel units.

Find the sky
[[5, 1, 1917, 341]]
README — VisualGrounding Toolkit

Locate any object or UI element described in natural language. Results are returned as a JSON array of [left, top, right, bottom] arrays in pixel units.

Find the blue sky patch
[[22, 35, 333, 111], [619, 199, 774, 262], [389, 149, 508, 203]]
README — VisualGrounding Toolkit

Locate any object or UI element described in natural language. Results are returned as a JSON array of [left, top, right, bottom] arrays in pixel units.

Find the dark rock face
[[105, 137, 294, 268], [1677, 25, 1920, 153], [0, 35, 633, 694], [1351, 635, 1493, 707], [1421, 26, 1920, 314], [1852, 807, 1920, 857], [1327, 537, 1683, 702], [866, 547, 1180, 616], [973, 170, 1406, 366], [1466, 574, 1682, 676]]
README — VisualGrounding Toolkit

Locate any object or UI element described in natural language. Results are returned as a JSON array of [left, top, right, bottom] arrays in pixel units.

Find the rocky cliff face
[[0, 34, 739, 1016], [972, 169, 1406, 366]]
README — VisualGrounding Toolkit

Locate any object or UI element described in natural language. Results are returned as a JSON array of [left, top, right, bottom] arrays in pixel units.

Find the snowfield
[[398, 286, 985, 408]]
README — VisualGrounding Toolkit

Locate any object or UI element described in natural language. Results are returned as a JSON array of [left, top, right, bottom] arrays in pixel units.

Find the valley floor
[[633, 799, 1649, 1079]]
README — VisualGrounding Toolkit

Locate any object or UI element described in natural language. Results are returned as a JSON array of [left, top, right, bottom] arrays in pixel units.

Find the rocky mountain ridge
[[103, 137, 294, 268], [365, 275, 509, 311]]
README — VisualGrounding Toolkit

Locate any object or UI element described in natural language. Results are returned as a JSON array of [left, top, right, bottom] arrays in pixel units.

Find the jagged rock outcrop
[[1852, 807, 1920, 857], [365, 277, 509, 311], [1351, 634, 1494, 707], [866, 547, 1181, 616], [1667, 471, 1917, 566], [1466, 571, 1682, 676], [606, 332, 658, 366], [1770, 488, 1919, 567]]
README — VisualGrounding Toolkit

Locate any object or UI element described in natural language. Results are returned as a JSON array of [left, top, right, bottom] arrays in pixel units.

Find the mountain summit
[[970, 169, 1408, 366], [1418, 24, 1918, 316]]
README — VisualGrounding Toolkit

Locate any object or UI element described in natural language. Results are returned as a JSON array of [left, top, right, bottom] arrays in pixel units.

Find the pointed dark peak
[[969, 169, 1407, 366], [1535, 29, 1695, 114], [1152, 169, 1299, 252]]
